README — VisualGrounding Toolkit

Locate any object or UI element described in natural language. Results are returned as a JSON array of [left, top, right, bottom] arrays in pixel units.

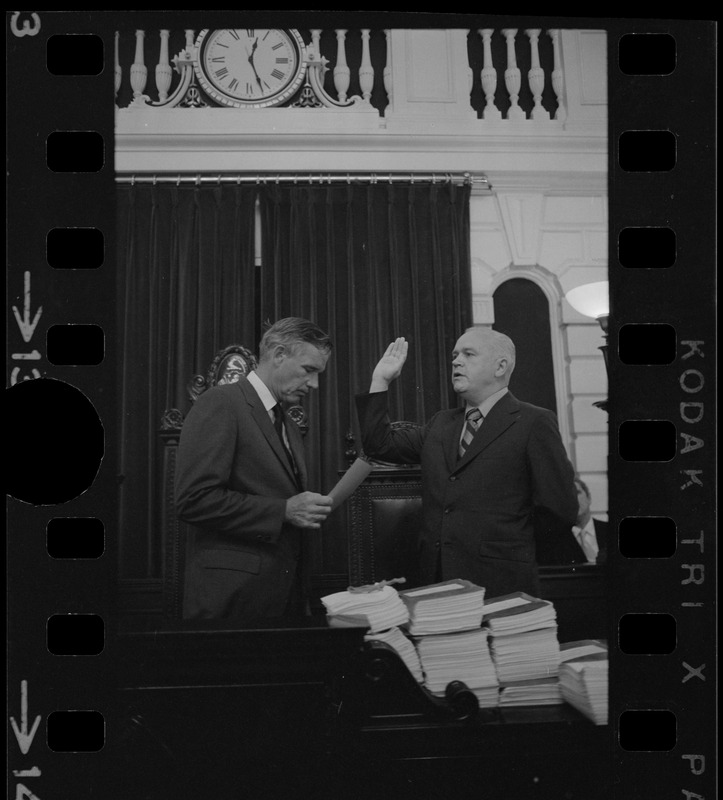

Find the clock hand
[[246, 38, 265, 90]]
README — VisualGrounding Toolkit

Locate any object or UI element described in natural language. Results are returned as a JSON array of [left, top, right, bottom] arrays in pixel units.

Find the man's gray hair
[[259, 317, 332, 360], [465, 326, 516, 374]]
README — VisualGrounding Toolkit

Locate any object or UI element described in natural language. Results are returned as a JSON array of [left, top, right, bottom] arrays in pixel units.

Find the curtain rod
[[115, 172, 491, 190]]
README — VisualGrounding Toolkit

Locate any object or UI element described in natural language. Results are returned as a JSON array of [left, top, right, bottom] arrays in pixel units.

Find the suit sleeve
[[174, 388, 287, 543], [527, 408, 579, 526], [355, 391, 424, 464]]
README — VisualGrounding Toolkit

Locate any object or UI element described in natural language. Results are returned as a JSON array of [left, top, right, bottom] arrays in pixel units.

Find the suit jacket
[[175, 377, 309, 620], [534, 512, 609, 567], [356, 390, 578, 598], [534, 507, 587, 566]]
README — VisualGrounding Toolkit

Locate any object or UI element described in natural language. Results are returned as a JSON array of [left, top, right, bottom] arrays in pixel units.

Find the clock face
[[195, 29, 306, 108]]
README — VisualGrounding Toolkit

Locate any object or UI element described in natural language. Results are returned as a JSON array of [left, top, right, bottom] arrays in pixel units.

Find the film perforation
[[47, 613, 105, 656], [47, 517, 106, 559], [46, 710, 106, 753]]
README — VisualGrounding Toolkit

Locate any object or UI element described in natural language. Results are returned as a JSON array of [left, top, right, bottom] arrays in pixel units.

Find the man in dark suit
[[534, 477, 608, 566], [356, 329, 578, 598], [175, 318, 334, 620]]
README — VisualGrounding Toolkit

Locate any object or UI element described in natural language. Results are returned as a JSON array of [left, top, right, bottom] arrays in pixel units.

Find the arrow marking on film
[[10, 680, 41, 755], [12, 272, 43, 343]]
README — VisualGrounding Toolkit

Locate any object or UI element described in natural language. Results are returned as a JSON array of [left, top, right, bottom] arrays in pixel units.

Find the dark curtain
[[259, 182, 473, 575], [116, 183, 258, 578]]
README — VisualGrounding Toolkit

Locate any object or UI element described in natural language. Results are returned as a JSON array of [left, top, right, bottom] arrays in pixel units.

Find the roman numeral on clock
[[271, 68, 285, 81]]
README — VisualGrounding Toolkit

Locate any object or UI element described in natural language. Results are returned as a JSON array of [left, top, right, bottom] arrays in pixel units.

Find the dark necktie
[[273, 404, 297, 473], [459, 407, 483, 459]]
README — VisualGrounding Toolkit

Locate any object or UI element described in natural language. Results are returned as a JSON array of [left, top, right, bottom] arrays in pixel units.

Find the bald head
[[451, 327, 516, 404]]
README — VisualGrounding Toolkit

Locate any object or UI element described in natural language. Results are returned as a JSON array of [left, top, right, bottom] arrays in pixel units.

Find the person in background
[[356, 328, 578, 599], [534, 476, 608, 566], [175, 317, 334, 620], [571, 477, 608, 565]]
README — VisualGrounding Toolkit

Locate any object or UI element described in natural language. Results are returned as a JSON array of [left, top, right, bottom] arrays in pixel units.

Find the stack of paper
[[399, 579, 486, 635], [483, 592, 561, 683], [365, 627, 425, 683], [498, 676, 562, 707], [413, 627, 499, 708], [559, 639, 608, 662], [321, 585, 409, 633], [558, 656, 608, 725]]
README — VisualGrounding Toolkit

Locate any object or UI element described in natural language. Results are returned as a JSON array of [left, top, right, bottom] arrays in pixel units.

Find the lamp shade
[[564, 281, 609, 320]]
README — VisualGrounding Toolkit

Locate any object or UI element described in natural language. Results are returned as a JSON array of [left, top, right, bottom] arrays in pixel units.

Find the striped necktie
[[459, 407, 483, 458]]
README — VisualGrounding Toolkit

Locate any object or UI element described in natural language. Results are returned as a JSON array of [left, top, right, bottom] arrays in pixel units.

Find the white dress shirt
[[572, 519, 599, 563], [247, 370, 291, 449]]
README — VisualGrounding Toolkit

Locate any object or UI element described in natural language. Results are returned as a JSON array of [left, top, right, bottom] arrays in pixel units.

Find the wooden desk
[[105, 618, 612, 800]]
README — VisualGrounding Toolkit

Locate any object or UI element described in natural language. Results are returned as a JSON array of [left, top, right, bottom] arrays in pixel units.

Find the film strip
[[6, 11, 716, 799]]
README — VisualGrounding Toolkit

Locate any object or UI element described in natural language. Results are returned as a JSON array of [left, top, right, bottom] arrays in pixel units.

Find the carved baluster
[[310, 28, 322, 59], [333, 29, 350, 103], [130, 29, 148, 99], [156, 29, 173, 102], [359, 29, 374, 103], [525, 29, 549, 120], [501, 28, 525, 120], [383, 29, 392, 106], [184, 29, 195, 49], [114, 31, 121, 98], [548, 29, 567, 122], [478, 29, 501, 120]]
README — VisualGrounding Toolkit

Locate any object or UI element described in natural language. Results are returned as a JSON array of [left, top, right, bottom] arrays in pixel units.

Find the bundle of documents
[[483, 592, 561, 683], [398, 579, 486, 635], [365, 626, 425, 683], [559, 639, 608, 662], [498, 676, 562, 707], [321, 584, 409, 634], [558, 640, 608, 725], [413, 627, 499, 707], [482, 592, 557, 635]]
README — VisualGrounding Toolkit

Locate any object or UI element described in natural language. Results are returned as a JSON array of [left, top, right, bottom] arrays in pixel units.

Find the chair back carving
[[187, 344, 258, 403]]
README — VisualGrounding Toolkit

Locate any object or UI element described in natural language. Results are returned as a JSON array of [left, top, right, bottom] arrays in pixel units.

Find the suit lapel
[[237, 379, 302, 488], [454, 392, 520, 470], [443, 409, 466, 473]]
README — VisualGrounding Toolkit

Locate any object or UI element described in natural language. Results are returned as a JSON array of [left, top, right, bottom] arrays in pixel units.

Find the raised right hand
[[285, 491, 334, 529], [370, 337, 408, 392]]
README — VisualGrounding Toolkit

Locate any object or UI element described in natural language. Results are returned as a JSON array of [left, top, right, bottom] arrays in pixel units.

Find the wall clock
[[194, 29, 307, 108]]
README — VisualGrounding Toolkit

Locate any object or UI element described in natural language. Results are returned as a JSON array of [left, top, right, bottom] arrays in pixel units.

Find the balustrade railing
[[115, 27, 567, 122]]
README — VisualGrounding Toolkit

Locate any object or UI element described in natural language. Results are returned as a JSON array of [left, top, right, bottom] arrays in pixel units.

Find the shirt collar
[[468, 386, 509, 418], [247, 370, 277, 414]]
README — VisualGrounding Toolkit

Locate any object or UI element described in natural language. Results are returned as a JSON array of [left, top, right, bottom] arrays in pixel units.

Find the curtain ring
[[130, 175, 135, 187], [195, 174, 201, 186], [152, 174, 157, 186], [176, 174, 180, 186], [217, 175, 221, 185]]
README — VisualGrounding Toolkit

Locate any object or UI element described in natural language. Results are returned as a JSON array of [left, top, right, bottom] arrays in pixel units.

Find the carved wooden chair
[[347, 421, 424, 589]]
